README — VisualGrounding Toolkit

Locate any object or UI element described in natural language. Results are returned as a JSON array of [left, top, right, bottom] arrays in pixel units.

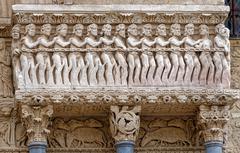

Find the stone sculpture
[[114, 24, 128, 86], [213, 24, 231, 88], [154, 24, 171, 85], [183, 23, 201, 85], [196, 24, 214, 86], [168, 23, 185, 85], [141, 24, 156, 85], [127, 24, 142, 85]]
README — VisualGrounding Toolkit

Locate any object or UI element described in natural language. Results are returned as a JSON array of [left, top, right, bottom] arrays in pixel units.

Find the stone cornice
[[12, 4, 229, 14], [15, 88, 239, 105]]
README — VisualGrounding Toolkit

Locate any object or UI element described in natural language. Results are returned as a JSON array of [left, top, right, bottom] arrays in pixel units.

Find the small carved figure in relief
[[213, 24, 230, 87], [114, 24, 128, 86], [183, 23, 201, 85], [196, 24, 214, 86], [52, 53, 63, 85], [141, 24, 156, 85], [69, 24, 87, 86], [53, 24, 71, 85], [127, 24, 142, 85], [168, 23, 185, 85], [20, 24, 38, 86], [85, 23, 102, 86], [154, 24, 171, 85], [11, 24, 23, 88], [36, 24, 54, 85], [100, 24, 115, 86]]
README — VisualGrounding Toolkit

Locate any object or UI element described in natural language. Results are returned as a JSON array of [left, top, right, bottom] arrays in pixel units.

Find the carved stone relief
[[12, 23, 231, 89]]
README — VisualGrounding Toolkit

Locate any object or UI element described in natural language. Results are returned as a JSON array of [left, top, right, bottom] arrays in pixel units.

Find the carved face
[[74, 26, 83, 37], [12, 29, 20, 40], [219, 27, 230, 38], [42, 24, 52, 36], [128, 24, 138, 36], [185, 24, 194, 36], [199, 25, 208, 36], [157, 25, 166, 36], [59, 25, 68, 37], [0, 107, 12, 116], [143, 24, 152, 37], [90, 25, 98, 36], [102, 24, 112, 36], [171, 24, 181, 36], [28, 25, 36, 37]]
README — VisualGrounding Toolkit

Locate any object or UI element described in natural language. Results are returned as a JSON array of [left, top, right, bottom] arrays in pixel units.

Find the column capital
[[197, 105, 231, 142], [110, 105, 141, 142], [21, 104, 53, 144]]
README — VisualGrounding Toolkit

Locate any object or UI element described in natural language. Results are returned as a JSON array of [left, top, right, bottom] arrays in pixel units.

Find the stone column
[[198, 105, 230, 153], [110, 105, 141, 153], [21, 100, 53, 153]]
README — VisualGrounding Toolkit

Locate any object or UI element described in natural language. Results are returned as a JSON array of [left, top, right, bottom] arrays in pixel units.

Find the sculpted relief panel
[[12, 22, 231, 89]]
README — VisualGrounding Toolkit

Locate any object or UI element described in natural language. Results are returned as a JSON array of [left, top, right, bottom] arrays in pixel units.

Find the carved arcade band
[[12, 23, 230, 88]]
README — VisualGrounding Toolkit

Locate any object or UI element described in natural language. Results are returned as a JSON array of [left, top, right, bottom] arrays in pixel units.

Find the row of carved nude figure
[[12, 23, 230, 88], [11, 23, 229, 51]]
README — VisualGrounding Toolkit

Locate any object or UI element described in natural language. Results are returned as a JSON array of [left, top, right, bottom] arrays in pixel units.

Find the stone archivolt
[[12, 22, 231, 89]]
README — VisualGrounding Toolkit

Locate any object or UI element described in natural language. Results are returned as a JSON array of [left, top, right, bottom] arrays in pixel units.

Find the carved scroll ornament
[[110, 105, 141, 142]]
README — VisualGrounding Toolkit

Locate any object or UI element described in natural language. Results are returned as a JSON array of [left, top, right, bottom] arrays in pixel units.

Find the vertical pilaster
[[198, 105, 230, 153], [110, 105, 141, 153], [21, 98, 53, 153]]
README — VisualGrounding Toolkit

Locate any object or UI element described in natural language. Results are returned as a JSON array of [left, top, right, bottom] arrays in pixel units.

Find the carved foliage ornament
[[198, 105, 231, 142], [110, 105, 141, 142], [21, 104, 53, 143]]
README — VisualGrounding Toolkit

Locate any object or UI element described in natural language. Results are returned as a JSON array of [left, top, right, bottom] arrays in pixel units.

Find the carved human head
[[184, 23, 194, 36], [199, 24, 209, 36], [12, 24, 21, 40], [41, 24, 52, 36], [25, 24, 36, 37], [87, 23, 98, 36], [127, 24, 138, 36], [142, 24, 152, 37], [170, 23, 181, 36], [116, 24, 126, 38], [73, 24, 84, 37], [0, 102, 13, 116], [56, 24, 68, 37], [102, 24, 112, 36], [216, 24, 230, 38], [157, 24, 167, 36]]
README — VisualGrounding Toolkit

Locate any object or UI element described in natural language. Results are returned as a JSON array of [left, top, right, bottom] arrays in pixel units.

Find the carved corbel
[[109, 105, 141, 142], [197, 105, 231, 142], [21, 104, 53, 143]]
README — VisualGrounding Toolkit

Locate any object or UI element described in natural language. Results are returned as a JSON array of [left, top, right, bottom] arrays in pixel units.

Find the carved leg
[[162, 54, 171, 85], [147, 55, 156, 85], [140, 53, 149, 85], [101, 52, 114, 86], [134, 56, 141, 85], [20, 54, 31, 86], [154, 54, 164, 85], [169, 53, 179, 84], [199, 53, 209, 86], [127, 54, 135, 86], [221, 55, 230, 88], [192, 55, 201, 85], [213, 52, 222, 86], [176, 54, 185, 86], [184, 53, 194, 85]]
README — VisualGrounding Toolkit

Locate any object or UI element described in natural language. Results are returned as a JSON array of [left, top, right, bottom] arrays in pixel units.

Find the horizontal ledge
[[20, 48, 226, 53], [12, 4, 230, 14]]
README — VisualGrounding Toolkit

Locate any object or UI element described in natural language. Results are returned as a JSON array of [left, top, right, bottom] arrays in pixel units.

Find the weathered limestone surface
[[0, 1, 239, 153]]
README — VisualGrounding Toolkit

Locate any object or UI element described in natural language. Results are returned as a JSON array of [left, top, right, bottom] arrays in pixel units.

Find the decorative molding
[[197, 105, 231, 143], [21, 104, 53, 143], [110, 105, 141, 142]]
